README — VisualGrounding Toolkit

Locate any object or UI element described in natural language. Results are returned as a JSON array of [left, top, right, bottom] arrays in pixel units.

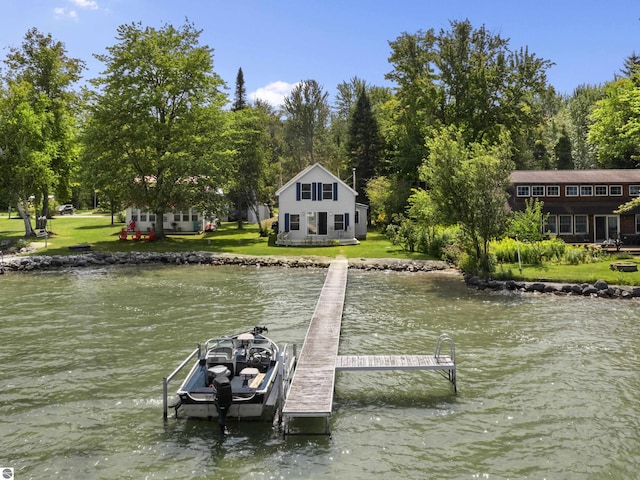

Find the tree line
[[0, 19, 637, 271]]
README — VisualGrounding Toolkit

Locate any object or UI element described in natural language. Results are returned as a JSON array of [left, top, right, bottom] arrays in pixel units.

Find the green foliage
[[566, 84, 604, 169], [282, 79, 330, 174], [226, 107, 272, 231], [419, 126, 513, 268], [365, 175, 402, 226], [385, 19, 554, 181], [347, 87, 384, 200], [0, 28, 84, 235], [491, 237, 601, 266], [508, 198, 549, 265], [588, 75, 640, 167], [83, 21, 228, 237], [231, 67, 247, 112]]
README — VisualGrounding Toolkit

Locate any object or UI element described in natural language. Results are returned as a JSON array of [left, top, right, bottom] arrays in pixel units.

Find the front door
[[318, 212, 327, 235], [594, 215, 619, 243]]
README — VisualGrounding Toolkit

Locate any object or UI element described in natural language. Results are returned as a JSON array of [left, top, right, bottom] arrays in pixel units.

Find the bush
[[492, 237, 604, 266]]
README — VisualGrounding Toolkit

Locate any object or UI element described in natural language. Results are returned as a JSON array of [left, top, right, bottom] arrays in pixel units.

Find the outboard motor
[[213, 375, 232, 435], [252, 326, 268, 335]]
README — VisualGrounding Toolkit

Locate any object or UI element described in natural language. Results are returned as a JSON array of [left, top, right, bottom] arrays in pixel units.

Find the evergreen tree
[[232, 67, 247, 111], [620, 52, 640, 77], [554, 128, 573, 169], [346, 88, 383, 200]]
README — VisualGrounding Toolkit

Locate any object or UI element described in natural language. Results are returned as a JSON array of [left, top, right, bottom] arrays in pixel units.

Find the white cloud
[[70, 0, 99, 9], [54, 0, 98, 20], [53, 7, 79, 20], [249, 81, 299, 107]]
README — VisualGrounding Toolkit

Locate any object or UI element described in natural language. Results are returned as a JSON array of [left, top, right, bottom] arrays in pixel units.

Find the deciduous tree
[[418, 126, 513, 274], [82, 21, 228, 237], [0, 28, 83, 234], [282, 79, 330, 174], [588, 75, 640, 168]]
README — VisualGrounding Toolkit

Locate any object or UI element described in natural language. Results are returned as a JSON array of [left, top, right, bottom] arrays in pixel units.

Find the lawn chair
[[119, 229, 128, 241], [132, 230, 142, 241], [144, 230, 156, 242]]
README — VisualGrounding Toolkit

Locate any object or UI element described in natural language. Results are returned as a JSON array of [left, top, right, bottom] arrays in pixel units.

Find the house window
[[544, 215, 557, 234], [307, 212, 317, 235], [546, 186, 560, 196], [516, 185, 530, 197], [290, 214, 300, 230], [595, 185, 608, 196], [575, 215, 588, 234], [630, 185, 640, 196], [191, 212, 198, 221], [580, 185, 593, 196], [334, 214, 344, 231], [355, 210, 360, 224], [532, 185, 545, 196], [610, 185, 623, 196], [140, 212, 147, 222], [301, 183, 312, 200], [322, 183, 333, 200], [182, 212, 189, 221], [565, 186, 578, 196], [131, 211, 138, 222], [174, 213, 180, 222], [149, 213, 156, 222], [636, 214, 640, 234], [559, 215, 572, 234]]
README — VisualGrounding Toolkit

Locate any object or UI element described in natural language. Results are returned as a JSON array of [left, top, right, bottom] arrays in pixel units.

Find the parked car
[[58, 204, 75, 215]]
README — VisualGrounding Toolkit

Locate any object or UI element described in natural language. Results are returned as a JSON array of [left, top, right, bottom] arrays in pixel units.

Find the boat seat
[[207, 346, 233, 364]]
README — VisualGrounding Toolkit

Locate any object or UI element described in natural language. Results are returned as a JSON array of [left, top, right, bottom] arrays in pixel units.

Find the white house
[[275, 163, 368, 246], [125, 207, 208, 233]]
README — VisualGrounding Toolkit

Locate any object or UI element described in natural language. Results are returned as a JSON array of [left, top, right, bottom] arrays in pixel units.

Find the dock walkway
[[281, 258, 457, 436], [281, 257, 348, 434]]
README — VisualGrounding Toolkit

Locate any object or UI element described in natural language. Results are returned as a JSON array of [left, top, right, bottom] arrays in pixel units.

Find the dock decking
[[281, 258, 457, 435], [281, 258, 348, 433]]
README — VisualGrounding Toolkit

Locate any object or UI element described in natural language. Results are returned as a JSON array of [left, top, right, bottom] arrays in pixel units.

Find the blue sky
[[1, 0, 639, 106]]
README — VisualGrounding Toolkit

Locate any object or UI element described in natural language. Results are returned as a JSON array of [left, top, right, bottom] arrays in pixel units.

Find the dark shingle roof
[[510, 169, 640, 184]]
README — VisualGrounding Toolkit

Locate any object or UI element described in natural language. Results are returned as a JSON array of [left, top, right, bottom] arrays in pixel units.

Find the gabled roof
[[275, 163, 357, 196], [510, 169, 640, 184]]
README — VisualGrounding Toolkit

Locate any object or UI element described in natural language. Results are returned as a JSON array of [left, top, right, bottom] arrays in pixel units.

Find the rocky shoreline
[[0, 250, 452, 273], [464, 273, 640, 299], [2, 250, 638, 300]]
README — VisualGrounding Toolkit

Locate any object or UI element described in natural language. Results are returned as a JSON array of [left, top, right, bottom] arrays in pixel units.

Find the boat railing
[[163, 344, 201, 420], [276, 343, 297, 426]]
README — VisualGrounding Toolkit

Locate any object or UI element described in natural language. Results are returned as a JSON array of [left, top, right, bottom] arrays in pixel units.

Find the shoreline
[[2, 250, 639, 300]]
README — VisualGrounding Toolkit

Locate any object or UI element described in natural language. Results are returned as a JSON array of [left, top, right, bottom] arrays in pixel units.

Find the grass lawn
[[0, 213, 434, 261], [495, 256, 640, 286], [3, 213, 639, 285]]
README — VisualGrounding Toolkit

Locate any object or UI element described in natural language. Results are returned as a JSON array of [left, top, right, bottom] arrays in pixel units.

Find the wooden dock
[[281, 257, 348, 434], [280, 258, 457, 436]]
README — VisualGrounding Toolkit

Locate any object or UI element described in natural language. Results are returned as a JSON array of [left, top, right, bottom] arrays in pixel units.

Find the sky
[[1, 0, 639, 107]]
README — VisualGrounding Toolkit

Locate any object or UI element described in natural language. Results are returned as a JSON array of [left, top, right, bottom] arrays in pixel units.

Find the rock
[[593, 279, 609, 291]]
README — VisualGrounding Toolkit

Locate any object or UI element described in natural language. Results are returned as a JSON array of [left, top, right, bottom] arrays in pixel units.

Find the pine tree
[[554, 128, 573, 169], [346, 88, 383, 198], [620, 52, 640, 77], [232, 67, 247, 111]]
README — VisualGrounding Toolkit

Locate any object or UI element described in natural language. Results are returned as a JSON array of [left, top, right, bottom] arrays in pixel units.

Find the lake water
[[1, 264, 639, 479]]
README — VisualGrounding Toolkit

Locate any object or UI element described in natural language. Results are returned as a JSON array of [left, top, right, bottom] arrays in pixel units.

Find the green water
[[1, 265, 639, 479]]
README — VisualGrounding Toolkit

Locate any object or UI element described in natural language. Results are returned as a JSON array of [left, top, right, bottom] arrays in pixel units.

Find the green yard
[[0, 213, 431, 260], [2, 213, 639, 285]]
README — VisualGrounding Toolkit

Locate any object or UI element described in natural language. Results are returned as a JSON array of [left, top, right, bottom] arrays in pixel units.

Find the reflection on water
[[1, 265, 640, 479]]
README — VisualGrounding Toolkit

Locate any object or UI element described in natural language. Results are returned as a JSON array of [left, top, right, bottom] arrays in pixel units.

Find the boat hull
[[173, 328, 286, 421]]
